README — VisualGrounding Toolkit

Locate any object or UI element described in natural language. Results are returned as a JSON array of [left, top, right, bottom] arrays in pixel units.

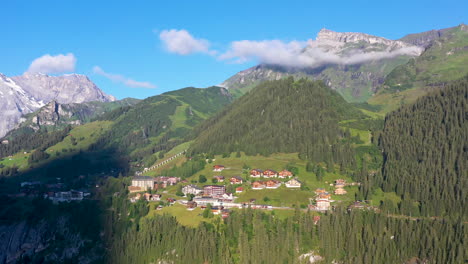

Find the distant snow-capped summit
[[0, 72, 115, 138], [12, 72, 116, 104]]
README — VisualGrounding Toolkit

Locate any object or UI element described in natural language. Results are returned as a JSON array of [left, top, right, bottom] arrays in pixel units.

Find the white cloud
[[159, 29, 215, 55], [218, 40, 310, 67], [218, 39, 423, 68], [27, 53, 76, 74], [93, 66, 156, 89]]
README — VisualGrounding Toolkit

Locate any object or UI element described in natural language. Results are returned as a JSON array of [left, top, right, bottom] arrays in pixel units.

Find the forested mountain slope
[[110, 205, 465, 264], [190, 78, 366, 167], [379, 76, 468, 218]]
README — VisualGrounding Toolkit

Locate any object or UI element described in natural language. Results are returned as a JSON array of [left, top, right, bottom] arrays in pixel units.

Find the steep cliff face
[[30, 101, 70, 128], [221, 28, 423, 102], [0, 218, 102, 264], [0, 73, 116, 138]]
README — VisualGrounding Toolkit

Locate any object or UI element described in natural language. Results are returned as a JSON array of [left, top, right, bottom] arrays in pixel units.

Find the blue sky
[[2, 0, 466, 99]]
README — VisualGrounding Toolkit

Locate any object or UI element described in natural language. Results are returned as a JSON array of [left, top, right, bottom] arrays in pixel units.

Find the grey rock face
[[0, 74, 45, 138], [316, 28, 413, 51], [0, 73, 115, 138], [0, 219, 101, 264], [12, 73, 115, 104], [30, 101, 71, 129]]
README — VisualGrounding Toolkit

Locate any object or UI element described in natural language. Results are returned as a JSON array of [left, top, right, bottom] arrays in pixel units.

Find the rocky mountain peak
[[12, 73, 116, 104], [316, 28, 407, 48], [0, 72, 116, 138]]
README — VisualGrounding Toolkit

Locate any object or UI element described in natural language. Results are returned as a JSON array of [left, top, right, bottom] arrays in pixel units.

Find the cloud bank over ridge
[[160, 29, 423, 68]]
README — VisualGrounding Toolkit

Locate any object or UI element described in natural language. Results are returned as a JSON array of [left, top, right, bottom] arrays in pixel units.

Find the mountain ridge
[[220, 28, 423, 102]]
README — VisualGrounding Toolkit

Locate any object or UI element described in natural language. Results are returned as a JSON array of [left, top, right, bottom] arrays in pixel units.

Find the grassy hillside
[[190, 78, 367, 169], [96, 86, 232, 167], [0, 121, 112, 172], [369, 24, 468, 113]]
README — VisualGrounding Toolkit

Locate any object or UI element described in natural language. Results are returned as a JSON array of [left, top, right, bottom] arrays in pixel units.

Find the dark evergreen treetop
[[380, 76, 468, 218], [190, 78, 365, 164]]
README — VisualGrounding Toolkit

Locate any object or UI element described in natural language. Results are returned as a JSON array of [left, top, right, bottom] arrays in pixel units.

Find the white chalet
[[285, 178, 302, 188]]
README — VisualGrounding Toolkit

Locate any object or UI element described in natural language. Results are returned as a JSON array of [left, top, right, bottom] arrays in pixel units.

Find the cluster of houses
[[252, 180, 281, 189], [251, 177, 302, 190], [307, 179, 349, 210], [309, 188, 334, 211], [181, 184, 241, 213], [212, 175, 244, 184], [182, 185, 234, 200], [333, 179, 348, 195], [185, 200, 231, 218], [15, 180, 90, 203], [129, 176, 181, 192], [45, 190, 90, 203], [128, 164, 355, 214], [247, 168, 301, 189], [249, 169, 293, 178], [130, 192, 162, 203]]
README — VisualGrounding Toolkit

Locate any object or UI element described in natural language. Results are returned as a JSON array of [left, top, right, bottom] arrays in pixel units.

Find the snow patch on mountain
[[0, 73, 115, 138]]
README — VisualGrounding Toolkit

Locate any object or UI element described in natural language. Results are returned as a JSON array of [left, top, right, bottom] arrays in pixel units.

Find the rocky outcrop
[[0, 218, 101, 264], [30, 101, 67, 128]]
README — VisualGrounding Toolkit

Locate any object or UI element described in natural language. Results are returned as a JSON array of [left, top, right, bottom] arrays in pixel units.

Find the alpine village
[[0, 4, 467, 264]]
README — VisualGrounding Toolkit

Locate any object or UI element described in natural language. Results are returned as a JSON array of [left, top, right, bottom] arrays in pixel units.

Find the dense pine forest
[[190, 78, 365, 168], [379, 76, 468, 218], [108, 201, 465, 264]]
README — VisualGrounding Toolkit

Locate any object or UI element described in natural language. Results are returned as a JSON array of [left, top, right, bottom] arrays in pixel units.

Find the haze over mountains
[[0, 73, 115, 137]]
